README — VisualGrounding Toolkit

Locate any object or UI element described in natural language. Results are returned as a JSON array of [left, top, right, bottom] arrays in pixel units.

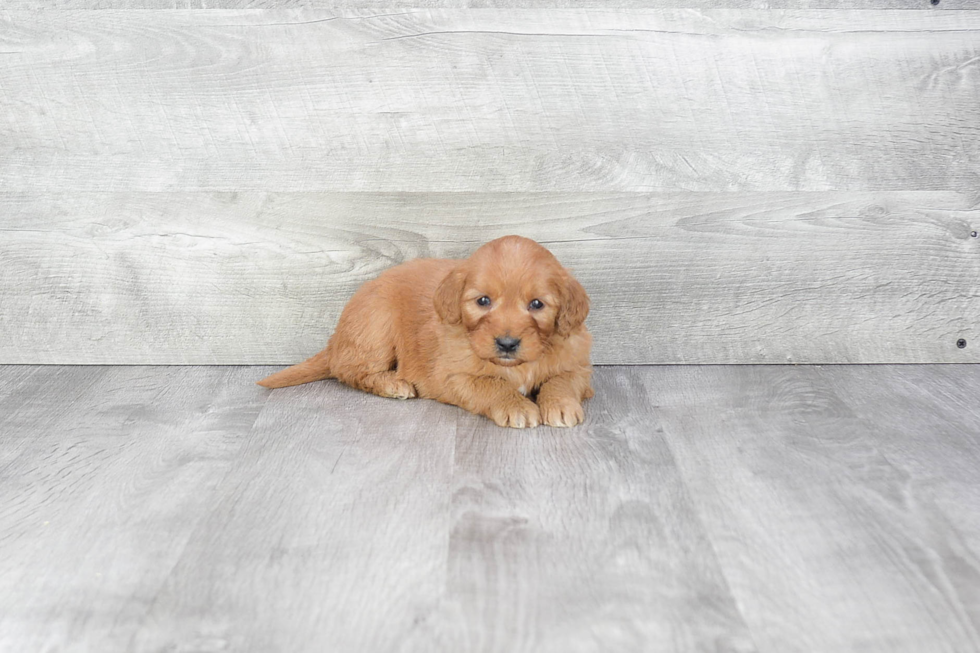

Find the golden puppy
[[257, 235, 593, 428]]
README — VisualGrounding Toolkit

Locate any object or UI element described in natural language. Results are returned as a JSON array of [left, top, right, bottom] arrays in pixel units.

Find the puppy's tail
[[256, 349, 332, 389]]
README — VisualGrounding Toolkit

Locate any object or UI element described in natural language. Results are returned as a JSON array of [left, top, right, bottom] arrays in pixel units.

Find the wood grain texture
[[648, 364, 980, 653], [130, 374, 459, 652], [0, 365, 755, 652], [7, 1, 980, 9], [433, 366, 756, 653], [0, 366, 269, 651], [2, 9, 980, 192], [2, 364, 980, 652], [0, 365, 108, 470], [2, 191, 977, 365]]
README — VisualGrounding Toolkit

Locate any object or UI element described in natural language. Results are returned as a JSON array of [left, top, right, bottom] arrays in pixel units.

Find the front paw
[[489, 398, 541, 429], [539, 396, 585, 427]]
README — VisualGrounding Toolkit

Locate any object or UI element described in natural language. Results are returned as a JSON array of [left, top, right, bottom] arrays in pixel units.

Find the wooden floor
[[1, 365, 979, 653]]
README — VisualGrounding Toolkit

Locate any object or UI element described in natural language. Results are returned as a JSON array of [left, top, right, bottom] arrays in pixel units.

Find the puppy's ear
[[556, 273, 589, 337], [434, 267, 466, 325]]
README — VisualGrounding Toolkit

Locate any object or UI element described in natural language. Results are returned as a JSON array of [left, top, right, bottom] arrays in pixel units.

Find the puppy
[[257, 235, 593, 428]]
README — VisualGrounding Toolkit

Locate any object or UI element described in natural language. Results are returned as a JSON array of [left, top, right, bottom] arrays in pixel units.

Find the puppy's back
[[371, 257, 457, 320]]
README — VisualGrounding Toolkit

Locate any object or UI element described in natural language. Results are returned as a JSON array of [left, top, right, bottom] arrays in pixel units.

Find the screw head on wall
[[957, 339, 967, 349]]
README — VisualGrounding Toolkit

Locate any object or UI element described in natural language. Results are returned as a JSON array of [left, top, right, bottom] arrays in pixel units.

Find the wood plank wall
[[1, 5, 978, 364]]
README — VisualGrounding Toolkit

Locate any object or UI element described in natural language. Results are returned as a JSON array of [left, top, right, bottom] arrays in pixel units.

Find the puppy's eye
[[476, 296, 491, 307], [528, 299, 544, 310]]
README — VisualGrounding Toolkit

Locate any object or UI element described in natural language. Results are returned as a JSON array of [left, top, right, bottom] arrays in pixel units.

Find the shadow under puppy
[[258, 235, 593, 428]]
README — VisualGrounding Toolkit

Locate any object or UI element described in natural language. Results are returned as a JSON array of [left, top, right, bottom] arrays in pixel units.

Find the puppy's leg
[[326, 291, 416, 400], [537, 370, 592, 427], [342, 370, 416, 400], [442, 375, 540, 428], [329, 333, 417, 400]]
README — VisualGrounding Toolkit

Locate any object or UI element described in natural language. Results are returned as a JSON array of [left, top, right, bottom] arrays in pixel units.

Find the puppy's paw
[[382, 379, 417, 400], [490, 398, 541, 429], [539, 396, 585, 427]]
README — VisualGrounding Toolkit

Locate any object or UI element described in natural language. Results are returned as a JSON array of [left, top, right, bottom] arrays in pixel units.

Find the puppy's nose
[[495, 336, 521, 354]]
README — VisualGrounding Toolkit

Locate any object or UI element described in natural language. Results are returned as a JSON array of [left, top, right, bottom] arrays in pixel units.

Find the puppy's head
[[434, 236, 589, 367]]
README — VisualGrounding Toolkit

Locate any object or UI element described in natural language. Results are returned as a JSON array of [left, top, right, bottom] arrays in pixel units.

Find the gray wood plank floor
[[1, 364, 979, 652]]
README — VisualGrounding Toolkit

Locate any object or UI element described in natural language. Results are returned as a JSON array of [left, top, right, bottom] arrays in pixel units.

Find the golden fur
[[257, 235, 593, 428]]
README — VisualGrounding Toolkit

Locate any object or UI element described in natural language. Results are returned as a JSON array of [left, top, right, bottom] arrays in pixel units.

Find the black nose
[[495, 336, 521, 354]]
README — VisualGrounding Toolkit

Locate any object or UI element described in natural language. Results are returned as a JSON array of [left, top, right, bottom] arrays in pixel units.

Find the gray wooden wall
[[2, 5, 978, 365]]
